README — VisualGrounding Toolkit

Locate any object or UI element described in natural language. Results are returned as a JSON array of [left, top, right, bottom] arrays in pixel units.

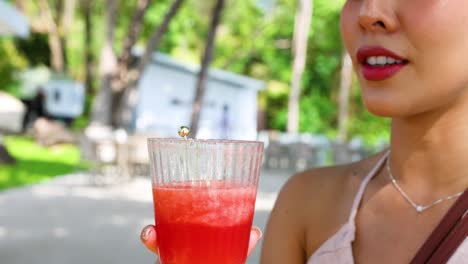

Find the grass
[[0, 136, 85, 191]]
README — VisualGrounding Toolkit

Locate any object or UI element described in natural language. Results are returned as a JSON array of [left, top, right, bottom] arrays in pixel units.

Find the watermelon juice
[[152, 181, 257, 264]]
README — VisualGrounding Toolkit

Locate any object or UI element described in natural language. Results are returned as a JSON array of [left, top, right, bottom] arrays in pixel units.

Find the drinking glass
[[148, 138, 264, 264]]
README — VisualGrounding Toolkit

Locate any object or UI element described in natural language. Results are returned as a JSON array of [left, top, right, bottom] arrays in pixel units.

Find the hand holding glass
[[147, 138, 263, 264]]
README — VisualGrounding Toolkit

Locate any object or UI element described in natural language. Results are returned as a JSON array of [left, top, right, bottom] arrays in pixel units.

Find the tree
[[32, 0, 77, 73], [90, 0, 186, 128], [59, 0, 77, 73], [112, 0, 185, 128], [37, 0, 65, 73], [14, 0, 78, 74], [189, 0, 226, 136], [83, 0, 94, 97], [117, 0, 152, 75], [287, 0, 313, 133], [90, 0, 117, 125], [337, 51, 353, 142], [10, 0, 388, 145]]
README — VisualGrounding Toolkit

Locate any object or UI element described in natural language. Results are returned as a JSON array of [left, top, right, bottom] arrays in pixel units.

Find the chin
[[363, 97, 435, 119], [362, 96, 405, 118]]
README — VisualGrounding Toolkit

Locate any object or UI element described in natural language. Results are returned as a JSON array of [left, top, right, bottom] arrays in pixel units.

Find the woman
[[141, 0, 468, 262]]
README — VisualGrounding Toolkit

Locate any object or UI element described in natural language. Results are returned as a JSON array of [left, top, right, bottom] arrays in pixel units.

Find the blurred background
[[0, 0, 389, 263]]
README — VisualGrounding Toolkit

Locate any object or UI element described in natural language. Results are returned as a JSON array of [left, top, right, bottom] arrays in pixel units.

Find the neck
[[389, 97, 468, 195]]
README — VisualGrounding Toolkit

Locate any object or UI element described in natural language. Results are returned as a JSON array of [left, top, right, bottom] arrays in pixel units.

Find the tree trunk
[[15, 0, 25, 11], [83, 0, 94, 97], [189, 0, 225, 137], [287, 0, 313, 133], [38, 0, 65, 73], [117, 0, 152, 76], [61, 0, 76, 32], [111, 0, 185, 128], [59, 0, 77, 73], [109, 0, 152, 127], [91, 0, 117, 126], [337, 52, 353, 142], [136, 0, 185, 79]]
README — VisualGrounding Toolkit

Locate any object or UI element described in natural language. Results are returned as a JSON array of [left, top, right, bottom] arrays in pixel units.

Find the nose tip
[[359, 13, 387, 32], [358, 1, 398, 33]]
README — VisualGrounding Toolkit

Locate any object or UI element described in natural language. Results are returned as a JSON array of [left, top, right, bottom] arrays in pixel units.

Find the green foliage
[[299, 93, 336, 134], [15, 33, 50, 66], [348, 83, 391, 146], [2, 0, 389, 148], [348, 109, 391, 147], [0, 136, 85, 191], [66, 17, 86, 80], [71, 114, 90, 131], [264, 80, 288, 130], [0, 38, 27, 95], [242, 0, 345, 135]]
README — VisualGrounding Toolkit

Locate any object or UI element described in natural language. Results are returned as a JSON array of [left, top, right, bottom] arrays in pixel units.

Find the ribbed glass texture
[[148, 138, 264, 264]]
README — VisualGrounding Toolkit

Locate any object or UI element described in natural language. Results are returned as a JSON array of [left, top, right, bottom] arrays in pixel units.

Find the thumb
[[247, 226, 262, 257], [140, 225, 158, 254]]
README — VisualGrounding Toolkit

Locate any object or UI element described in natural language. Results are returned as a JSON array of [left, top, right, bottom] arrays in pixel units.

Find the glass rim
[[147, 137, 264, 146]]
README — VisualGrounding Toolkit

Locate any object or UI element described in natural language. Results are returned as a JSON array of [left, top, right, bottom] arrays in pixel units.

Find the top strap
[[411, 189, 468, 264], [348, 150, 390, 223]]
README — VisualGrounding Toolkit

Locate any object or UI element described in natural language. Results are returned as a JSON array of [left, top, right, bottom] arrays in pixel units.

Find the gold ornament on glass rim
[[178, 126, 190, 139]]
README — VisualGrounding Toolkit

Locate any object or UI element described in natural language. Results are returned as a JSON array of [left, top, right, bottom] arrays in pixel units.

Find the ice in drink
[[152, 181, 256, 264]]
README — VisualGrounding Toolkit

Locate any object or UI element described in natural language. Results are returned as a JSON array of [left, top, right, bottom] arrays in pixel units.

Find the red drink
[[152, 181, 256, 264]]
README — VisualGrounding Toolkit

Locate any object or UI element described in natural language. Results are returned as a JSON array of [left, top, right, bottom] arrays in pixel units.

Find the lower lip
[[361, 63, 406, 81]]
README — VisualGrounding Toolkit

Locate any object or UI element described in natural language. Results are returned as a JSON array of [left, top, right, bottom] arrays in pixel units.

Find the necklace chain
[[386, 153, 465, 213]]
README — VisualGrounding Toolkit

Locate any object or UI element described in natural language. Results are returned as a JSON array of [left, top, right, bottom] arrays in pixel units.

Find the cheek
[[340, 2, 359, 56], [406, 0, 468, 58], [404, 0, 468, 100]]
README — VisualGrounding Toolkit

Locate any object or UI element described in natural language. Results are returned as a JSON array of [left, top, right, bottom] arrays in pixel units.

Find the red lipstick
[[357, 46, 408, 81]]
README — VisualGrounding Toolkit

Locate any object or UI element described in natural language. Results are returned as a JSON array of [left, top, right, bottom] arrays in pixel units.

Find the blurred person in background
[[22, 87, 46, 131]]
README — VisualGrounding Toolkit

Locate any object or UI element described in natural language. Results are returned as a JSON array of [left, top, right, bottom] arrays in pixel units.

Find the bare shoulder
[[261, 150, 388, 263]]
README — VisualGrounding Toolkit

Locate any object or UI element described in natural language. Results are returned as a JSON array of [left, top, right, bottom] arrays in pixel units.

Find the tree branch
[[118, 0, 152, 67], [136, 0, 185, 77], [111, 0, 185, 128], [190, 0, 226, 136]]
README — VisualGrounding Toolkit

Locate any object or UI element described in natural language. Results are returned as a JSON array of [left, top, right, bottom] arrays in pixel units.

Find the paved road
[[0, 169, 291, 264]]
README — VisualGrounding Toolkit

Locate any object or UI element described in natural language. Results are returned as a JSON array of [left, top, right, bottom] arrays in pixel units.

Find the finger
[[140, 225, 158, 254], [247, 226, 262, 257]]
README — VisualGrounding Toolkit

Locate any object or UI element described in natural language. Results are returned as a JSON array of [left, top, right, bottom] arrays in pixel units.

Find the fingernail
[[141, 226, 152, 241]]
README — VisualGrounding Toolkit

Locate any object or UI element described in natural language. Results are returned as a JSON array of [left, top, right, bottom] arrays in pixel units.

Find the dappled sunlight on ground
[[0, 173, 155, 264], [0, 170, 291, 264]]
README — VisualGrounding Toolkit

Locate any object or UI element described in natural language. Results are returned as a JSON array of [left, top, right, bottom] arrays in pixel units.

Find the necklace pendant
[[386, 153, 465, 214]]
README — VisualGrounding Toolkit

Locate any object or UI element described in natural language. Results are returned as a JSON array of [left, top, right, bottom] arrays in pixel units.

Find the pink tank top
[[307, 151, 467, 264]]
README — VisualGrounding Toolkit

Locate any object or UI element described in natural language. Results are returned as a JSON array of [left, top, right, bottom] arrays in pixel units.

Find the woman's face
[[341, 0, 468, 117]]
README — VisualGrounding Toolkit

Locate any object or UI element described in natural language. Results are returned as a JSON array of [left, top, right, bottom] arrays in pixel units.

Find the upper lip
[[357, 46, 408, 64]]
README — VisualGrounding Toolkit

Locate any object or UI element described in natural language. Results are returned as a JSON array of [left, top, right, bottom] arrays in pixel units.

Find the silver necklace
[[386, 154, 465, 213]]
